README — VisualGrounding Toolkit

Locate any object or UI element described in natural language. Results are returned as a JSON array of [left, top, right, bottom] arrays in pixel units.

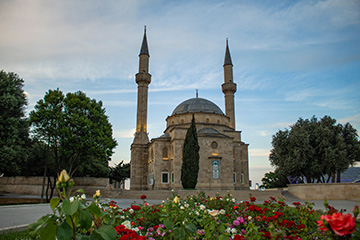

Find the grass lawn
[[0, 230, 30, 240]]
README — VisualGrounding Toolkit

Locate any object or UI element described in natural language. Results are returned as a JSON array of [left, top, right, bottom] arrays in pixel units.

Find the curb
[[0, 224, 28, 235]]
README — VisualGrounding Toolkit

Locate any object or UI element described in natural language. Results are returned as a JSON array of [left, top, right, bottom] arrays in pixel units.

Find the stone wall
[[0, 176, 115, 197], [288, 183, 360, 201]]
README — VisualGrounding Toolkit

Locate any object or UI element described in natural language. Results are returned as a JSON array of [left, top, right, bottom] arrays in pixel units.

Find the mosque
[[130, 29, 249, 190]]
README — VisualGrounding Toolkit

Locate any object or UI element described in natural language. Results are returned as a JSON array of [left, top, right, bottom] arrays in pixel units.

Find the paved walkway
[[0, 193, 359, 234]]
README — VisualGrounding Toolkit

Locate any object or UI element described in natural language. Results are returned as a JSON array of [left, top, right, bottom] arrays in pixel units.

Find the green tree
[[29, 89, 117, 199], [0, 70, 29, 176], [181, 115, 200, 189], [270, 116, 360, 183], [259, 171, 288, 189], [110, 161, 130, 187]]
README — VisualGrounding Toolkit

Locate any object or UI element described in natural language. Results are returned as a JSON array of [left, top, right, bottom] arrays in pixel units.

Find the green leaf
[[40, 222, 57, 240], [91, 225, 117, 240], [50, 197, 60, 212], [79, 209, 93, 230], [219, 224, 225, 233], [27, 215, 50, 238], [88, 202, 101, 218], [78, 236, 90, 240], [57, 221, 73, 240], [164, 218, 174, 229], [76, 188, 85, 194], [173, 227, 186, 240], [62, 199, 71, 215], [69, 199, 80, 215], [184, 224, 197, 233]]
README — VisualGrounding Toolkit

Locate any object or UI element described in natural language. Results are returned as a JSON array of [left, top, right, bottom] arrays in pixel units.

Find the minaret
[[130, 27, 151, 190], [135, 26, 151, 134], [222, 39, 237, 129]]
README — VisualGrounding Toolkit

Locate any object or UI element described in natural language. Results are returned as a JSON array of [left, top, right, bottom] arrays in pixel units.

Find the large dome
[[171, 98, 224, 116]]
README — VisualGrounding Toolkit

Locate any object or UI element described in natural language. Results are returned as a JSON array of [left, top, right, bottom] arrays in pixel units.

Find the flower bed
[[28, 170, 360, 239]]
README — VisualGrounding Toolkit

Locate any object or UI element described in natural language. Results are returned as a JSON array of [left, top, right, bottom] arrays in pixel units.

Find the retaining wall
[[0, 176, 114, 197], [288, 183, 360, 201]]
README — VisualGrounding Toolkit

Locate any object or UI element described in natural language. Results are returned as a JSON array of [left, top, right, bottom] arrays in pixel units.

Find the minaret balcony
[[136, 72, 151, 85], [222, 82, 237, 94]]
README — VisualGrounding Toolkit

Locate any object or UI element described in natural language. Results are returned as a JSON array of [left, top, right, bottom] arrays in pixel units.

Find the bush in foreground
[[28, 170, 359, 239]]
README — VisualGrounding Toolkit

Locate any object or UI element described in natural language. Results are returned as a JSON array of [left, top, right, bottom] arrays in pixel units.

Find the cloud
[[113, 129, 135, 139], [284, 88, 320, 102], [259, 131, 271, 137], [249, 149, 270, 157], [339, 113, 360, 129]]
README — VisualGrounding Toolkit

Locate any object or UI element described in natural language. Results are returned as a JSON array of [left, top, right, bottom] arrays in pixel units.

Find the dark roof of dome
[[198, 128, 220, 134], [171, 98, 224, 116]]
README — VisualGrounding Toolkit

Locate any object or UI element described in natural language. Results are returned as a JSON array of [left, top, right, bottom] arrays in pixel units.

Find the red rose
[[140, 194, 147, 200], [233, 234, 245, 240], [131, 205, 141, 211], [324, 212, 356, 236], [316, 216, 327, 232]]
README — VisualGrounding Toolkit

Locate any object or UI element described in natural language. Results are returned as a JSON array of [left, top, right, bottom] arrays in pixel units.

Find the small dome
[[198, 128, 220, 134], [171, 98, 224, 116]]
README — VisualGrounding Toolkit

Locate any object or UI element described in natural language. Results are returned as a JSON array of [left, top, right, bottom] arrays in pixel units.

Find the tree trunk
[[331, 172, 336, 183], [336, 170, 341, 183]]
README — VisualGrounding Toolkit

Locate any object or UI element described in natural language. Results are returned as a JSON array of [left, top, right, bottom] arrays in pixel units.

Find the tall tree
[[0, 70, 29, 176], [181, 115, 200, 189], [29, 89, 117, 199], [270, 116, 360, 183]]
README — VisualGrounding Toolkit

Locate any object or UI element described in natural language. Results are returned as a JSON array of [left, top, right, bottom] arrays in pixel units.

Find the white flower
[[200, 205, 206, 210], [231, 228, 237, 234], [120, 216, 125, 219], [69, 197, 74, 202], [232, 198, 236, 203], [180, 206, 185, 210], [219, 209, 226, 215], [81, 194, 86, 200], [209, 210, 219, 217], [248, 216, 252, 220], [195, 211, 199, 216], [122, 220, 131, 229], [129, 209, 134, 214], [184, 203, 189, 208], [225, 227, 231, 234]]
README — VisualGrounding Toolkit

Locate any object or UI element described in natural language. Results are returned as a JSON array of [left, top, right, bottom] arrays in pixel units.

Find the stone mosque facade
[[130, 29, 249, 190]]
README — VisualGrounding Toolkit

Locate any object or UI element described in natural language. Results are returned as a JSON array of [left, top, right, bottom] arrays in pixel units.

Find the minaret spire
[[139, 26, 149, 56], [224, 38, 233, 66], [222, 39, 237, 129]]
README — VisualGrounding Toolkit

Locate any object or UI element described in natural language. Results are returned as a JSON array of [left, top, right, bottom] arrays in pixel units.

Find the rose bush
[[28, 170, 360, 239]]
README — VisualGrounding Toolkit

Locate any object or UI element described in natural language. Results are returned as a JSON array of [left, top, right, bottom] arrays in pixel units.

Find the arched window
[[162, 147, 169, 160]]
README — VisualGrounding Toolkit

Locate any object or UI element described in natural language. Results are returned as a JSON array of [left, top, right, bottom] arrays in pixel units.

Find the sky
[[1, 0, 360, 188]]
